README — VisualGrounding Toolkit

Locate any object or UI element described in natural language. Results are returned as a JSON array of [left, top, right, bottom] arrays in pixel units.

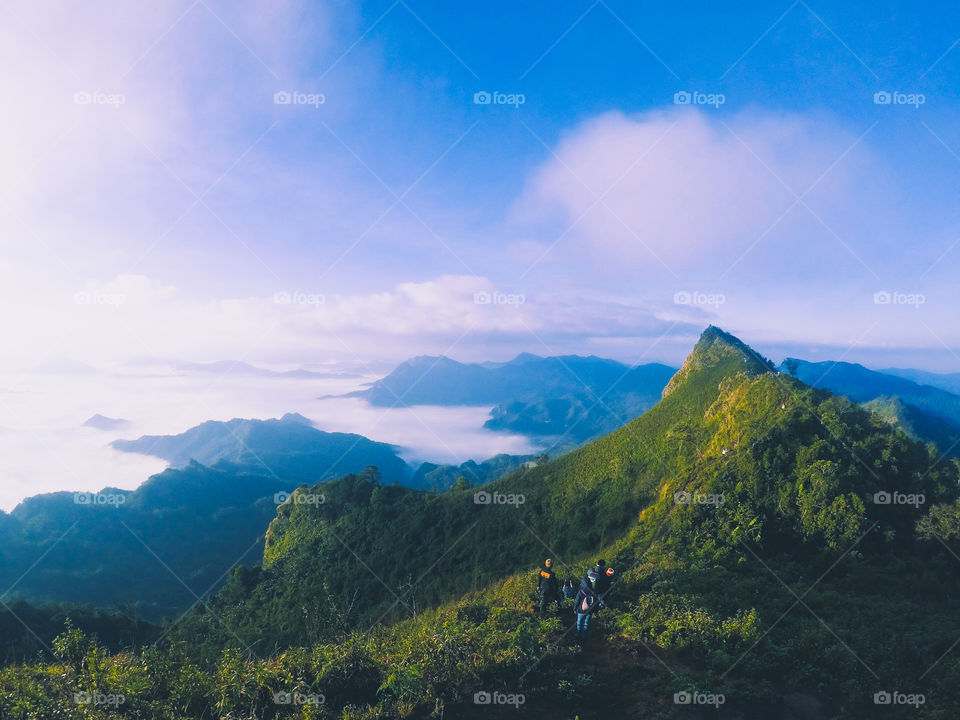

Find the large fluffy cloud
[[517, 108, 884, 274], [513, 108, 958, 350]]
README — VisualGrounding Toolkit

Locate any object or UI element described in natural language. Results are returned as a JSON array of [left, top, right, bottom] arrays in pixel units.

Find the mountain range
[[142, 326, 958, 717], [353, 353, 677, 446], [4, 328, 960, 718], [784, 358, 960, 455]]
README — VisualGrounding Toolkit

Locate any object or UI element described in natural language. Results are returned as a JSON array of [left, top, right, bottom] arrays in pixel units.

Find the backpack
[[579, 587, 598, 613]]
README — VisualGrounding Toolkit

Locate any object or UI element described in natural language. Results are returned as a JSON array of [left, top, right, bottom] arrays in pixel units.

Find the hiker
[[600, 567, 615, 606], [536, 558, 562, 615], [592, 559, 610, 596], [562, 578, 577, 601], [573, 573, 600, 640]]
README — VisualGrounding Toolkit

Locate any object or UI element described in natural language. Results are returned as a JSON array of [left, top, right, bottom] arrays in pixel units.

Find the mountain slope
[[784, 358, 960, 454], [112, 413, 410, 485], [0, 462, 293, 620], [863, 395, 959, 451]]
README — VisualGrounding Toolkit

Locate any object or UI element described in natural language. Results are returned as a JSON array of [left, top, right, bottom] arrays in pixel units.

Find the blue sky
[[2, 0, 960, 371]]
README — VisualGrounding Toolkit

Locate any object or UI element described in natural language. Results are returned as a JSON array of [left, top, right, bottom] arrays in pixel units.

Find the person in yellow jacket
[[536, 558, 562, 615]]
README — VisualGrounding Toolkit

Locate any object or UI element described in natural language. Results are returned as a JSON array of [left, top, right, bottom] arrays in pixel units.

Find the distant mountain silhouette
[[111, 413, 409, 484], [82, 414, 130, 431], [353, 353, 676, 445]]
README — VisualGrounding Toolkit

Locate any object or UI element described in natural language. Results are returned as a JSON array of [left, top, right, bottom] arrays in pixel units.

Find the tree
[[359, 465, 381, 485]]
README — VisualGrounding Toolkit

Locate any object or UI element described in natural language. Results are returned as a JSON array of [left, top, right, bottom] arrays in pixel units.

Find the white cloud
[[0, 0, 337, 283], [516, 108, 875, 274], [0, 273, 691, 371]]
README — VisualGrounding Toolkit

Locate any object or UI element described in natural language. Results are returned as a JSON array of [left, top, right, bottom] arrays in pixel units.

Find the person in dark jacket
[[600, 567, 615, 602], [573, 574, 600, 640], [536, 558, 561, 615], [592, 559, 611, 596]]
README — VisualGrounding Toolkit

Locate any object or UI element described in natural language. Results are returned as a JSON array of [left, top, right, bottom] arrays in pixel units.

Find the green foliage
[[917, 498, 960, 540]]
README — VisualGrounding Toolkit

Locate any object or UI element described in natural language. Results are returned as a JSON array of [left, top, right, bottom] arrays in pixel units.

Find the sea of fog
[[0, 368, 538, 511]]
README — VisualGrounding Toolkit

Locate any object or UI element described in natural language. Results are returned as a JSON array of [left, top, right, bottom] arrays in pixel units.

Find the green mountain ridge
[[784, 357, 960, 456], [5, 326, 960, 719]]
